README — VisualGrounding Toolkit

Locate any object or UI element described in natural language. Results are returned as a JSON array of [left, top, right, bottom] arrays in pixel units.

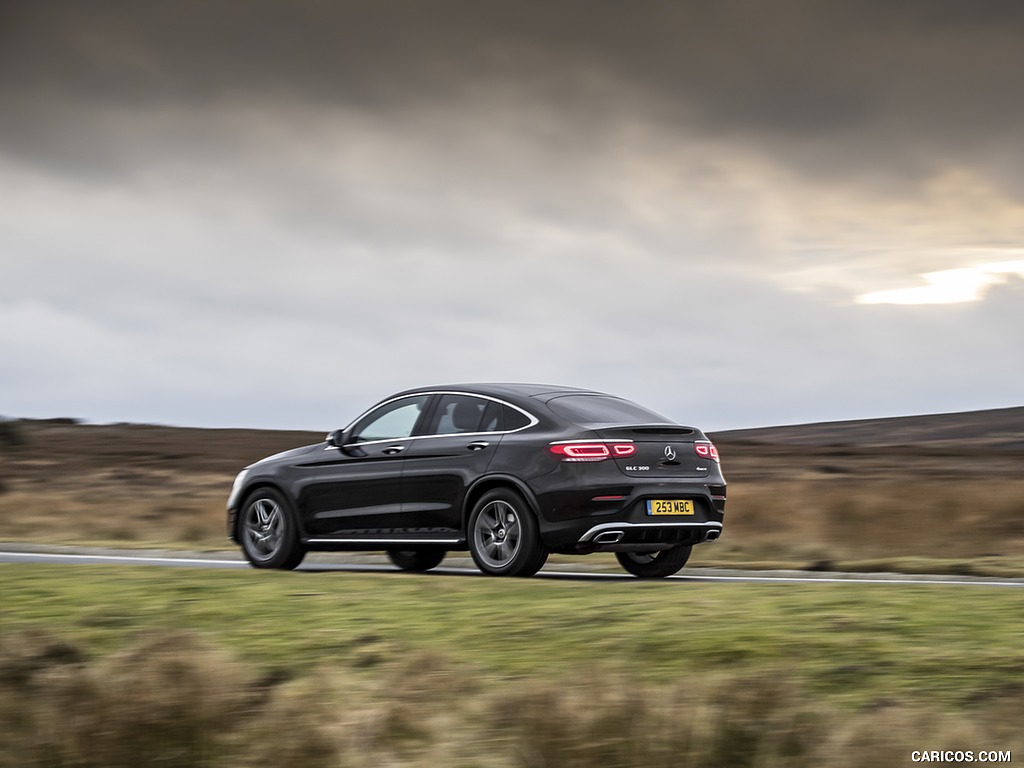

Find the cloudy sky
[[2, 0, 1023, 431]]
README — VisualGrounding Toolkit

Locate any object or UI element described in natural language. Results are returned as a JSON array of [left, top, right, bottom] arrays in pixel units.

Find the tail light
[[550, 441, 637, 462], [694, 441, 720, 462]]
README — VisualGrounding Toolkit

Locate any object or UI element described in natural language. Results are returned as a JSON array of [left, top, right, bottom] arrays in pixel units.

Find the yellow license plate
[[646, 499, 695, 516]]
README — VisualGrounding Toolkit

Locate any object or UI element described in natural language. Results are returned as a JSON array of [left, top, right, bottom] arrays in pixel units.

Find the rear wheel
[[386, 548, 446, 572], [239, 488, 306, 570], [616, 545, 691, 578], [469, 489, 548, 577]]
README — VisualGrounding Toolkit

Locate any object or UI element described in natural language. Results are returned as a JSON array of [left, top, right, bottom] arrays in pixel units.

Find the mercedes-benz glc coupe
[[227, 383, 725, 578]]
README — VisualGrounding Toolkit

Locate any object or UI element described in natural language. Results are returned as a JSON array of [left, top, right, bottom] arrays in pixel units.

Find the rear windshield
[[546, 395, 671, 427]]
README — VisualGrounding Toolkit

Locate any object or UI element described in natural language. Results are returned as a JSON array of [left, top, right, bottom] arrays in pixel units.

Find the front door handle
[[466, 441, 490, 451], [382, 445, 406, 455]]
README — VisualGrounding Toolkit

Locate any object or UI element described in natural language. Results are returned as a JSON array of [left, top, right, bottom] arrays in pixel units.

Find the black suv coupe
[[227, 383, 725, 578]]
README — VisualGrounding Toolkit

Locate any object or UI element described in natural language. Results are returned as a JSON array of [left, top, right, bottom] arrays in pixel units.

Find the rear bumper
[[576, 520, 722, 552], [528, 464, 726, 551]]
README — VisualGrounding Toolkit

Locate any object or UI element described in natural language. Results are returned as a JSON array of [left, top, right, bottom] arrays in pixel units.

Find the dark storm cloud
[[3, 0, 1023, 429], [5, 0, 1024, 186]]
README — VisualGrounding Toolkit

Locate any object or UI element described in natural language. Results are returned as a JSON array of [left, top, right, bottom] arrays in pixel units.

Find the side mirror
[[326, 429, 348, 448]]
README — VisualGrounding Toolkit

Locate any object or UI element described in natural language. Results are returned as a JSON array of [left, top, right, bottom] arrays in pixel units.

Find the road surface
[[2, 546, 1022, 587]]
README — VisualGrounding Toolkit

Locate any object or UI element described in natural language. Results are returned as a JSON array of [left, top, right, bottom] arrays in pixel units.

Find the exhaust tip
[[704, 529, 721, 542], [594, 530, 625, 544]]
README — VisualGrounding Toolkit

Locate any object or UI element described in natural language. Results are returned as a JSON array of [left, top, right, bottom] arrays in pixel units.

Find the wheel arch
[[463, 475, 542, 532]]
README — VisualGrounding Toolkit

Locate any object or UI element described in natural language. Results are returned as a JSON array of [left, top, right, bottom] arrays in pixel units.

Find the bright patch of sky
[[857, 259, 1024, 305]]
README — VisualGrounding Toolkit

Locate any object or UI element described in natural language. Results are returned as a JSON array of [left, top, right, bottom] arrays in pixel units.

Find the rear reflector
[[550, 442, 636, 462]]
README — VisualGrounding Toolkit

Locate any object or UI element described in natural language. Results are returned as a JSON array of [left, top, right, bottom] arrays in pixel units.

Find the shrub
[[494, 671, 820, 768], [2, 631, 1021, 768], [0, 418, 24, 450]]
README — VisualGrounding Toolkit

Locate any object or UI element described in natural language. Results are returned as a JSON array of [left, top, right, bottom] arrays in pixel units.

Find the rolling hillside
[[714, 406, 1024, 449], [2, 407, 1022, 572]]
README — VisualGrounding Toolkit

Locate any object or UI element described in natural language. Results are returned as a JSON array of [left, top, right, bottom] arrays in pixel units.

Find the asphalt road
[[2, 547, 1023, 587]]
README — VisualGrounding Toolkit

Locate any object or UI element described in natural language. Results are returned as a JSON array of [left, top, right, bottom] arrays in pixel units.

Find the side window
[[429, 395, 489, 435], [479, 401, 502, 432], [425, 395, 534, 435], [350, 396, 429, 442]]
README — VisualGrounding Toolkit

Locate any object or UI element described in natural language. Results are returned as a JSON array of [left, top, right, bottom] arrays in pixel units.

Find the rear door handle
[[382, 445, 406, 455], [466, 441, 490, 451]]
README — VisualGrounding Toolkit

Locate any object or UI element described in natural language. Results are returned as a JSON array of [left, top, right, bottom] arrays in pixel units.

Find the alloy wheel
[[243, 497, 284, 562], [472, 500, 522, 569]]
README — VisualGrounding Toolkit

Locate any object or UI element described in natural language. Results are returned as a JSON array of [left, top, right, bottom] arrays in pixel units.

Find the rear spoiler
[[589, 424, 698, 439]]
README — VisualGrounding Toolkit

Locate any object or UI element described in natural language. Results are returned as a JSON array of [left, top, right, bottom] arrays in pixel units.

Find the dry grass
[[0, 477, 231, 546], [0, 419, 307, 549], [713, 478, 1024, 563], [1, 628, 1020, 768]]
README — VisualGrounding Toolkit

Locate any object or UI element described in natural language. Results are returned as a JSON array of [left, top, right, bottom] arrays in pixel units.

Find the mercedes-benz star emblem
[[664, 446, 677, 461]]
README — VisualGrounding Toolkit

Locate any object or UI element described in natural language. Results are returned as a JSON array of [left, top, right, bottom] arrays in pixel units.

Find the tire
[[468, 488, 548, 577], [386, 548, 447, 572], [616, 545, 692, 578], [239, 488, 306, 570]]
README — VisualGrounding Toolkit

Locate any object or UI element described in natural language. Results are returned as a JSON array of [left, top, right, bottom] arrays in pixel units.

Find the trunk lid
[[591, 424, 712, 479]]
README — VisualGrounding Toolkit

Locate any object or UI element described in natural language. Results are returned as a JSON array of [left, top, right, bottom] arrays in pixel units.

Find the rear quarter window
[[501, 404, 533, 431]]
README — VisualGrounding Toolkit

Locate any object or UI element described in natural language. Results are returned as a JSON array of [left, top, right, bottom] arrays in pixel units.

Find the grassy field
[[1, 563, 1022, 767]]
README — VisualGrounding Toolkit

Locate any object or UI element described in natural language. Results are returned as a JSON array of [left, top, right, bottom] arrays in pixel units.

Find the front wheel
[[468, 489, 548, 577], [386, 548, 446, 572], [616, 545, 691, 578], [239, 488, 306, 570]]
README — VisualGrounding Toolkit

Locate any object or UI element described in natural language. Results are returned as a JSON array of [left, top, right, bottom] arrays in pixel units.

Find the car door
[[399, 394, 505, 533], [296, 394, 429, 538]]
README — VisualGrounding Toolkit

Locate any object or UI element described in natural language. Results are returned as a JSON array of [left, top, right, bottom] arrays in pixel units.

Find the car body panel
[[296, 442, 411, 536], [401, 433, 499, 532]]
